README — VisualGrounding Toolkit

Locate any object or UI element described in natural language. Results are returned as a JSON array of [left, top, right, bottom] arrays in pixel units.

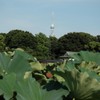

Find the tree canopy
[[0, 30, 100, 59], [33, 32, 50, 60], [0, 35, 5, 52], [5, 30, 36, 49], [58, 32, 97, 55], [49, 36, 59, 59]]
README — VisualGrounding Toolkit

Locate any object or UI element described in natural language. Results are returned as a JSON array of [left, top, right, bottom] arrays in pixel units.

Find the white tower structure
[[50, 12, 55, 36]]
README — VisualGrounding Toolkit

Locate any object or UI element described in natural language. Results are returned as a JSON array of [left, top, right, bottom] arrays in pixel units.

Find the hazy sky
[[0, 0, 100, 37]]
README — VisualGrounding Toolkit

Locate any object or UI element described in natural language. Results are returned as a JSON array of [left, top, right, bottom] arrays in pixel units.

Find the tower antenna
[[50, 11, 55, 36]]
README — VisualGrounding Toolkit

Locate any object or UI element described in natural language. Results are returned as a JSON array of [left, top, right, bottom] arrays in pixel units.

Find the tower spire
[[50, 12, 55, 36]]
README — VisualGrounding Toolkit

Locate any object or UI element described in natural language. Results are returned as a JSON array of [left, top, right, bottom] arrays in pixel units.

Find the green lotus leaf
[[16, 77, 68, 100], [79, 61, 100, 74], [71, 51, 100, 65], [14, 49, 37, 62], [0, 53, 10, 74], [65, 60, 76, 71], [54, 74, 65, 82], [55, 68, 100, 100], [0, 52, 32, 78], [0, 73, 16, 99], [7, 54, 31, 78], [30, 61, 44, 71], [80, 67, 100, 82], [42, 89, 68, 100]]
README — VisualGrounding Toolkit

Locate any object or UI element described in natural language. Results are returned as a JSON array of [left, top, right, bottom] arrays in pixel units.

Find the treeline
[[0, 29, 100, 59]]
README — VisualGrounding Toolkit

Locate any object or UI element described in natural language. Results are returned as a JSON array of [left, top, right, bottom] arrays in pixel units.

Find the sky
[[0, 0, 100, 38]]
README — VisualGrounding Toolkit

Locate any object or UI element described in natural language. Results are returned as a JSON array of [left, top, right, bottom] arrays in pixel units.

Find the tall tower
[[50, 12, 55, 36]]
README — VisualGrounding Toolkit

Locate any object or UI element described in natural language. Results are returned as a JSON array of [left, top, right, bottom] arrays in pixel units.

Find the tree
[[0, 33, 6, 37], [0, 35, 5, 52], [49, 36, 59, 59], [58, 32, 96, 55], [33, 32, 50, 60], [5, 29, 36, 50], [96, 35, 100, 42], [85, 41, 100, 52]]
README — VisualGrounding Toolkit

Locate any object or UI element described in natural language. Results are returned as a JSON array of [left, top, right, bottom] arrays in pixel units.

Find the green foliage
[[0, 50, 64, 100], [0, 50, 100, 100], [65, 51, 100, 80], [0, 73, 67, 100], [70, 51, 100, 65], [5, 29, 36, 49], [2, 29, 100, 59], [0, 73, 16, 99], [54, 51, 100, 100], [0, 49, 33, 78], [34, 32, 50, 59], [16, 77, 67, 100], [49, 36, 59, 59], [0, 35, 5, 52], [85, 41, 100, 51], [58, 32, 96, 54], [34, 44, 50, 59], [55, 68, 100, 100], [30, 61, 44, 71], [96, 35, 100, 42], [1, 29, 100, 100], [79, 61, 100, 74]]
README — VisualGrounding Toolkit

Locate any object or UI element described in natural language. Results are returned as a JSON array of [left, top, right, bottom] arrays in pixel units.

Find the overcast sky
[[0, 0, 100, 37]]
